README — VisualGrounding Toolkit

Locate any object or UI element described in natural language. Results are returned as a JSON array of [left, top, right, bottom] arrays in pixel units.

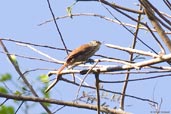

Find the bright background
[[0, 0, 171, 114]]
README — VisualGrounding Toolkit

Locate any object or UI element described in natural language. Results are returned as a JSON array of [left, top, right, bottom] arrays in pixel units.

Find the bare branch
[[1, 38, 66, 51], [47, 53, 171, 75], [120, 8, 142, 109], [95, 71, 100, 114], [38, 13, 171, 34], [17, 43, 64, 64], [60, 77, 157, 104], [76, 60, 100, 100], [105, 44, 160, 58], [46, 0, 69, 55], [0, 93, 131, 114], [140, 0, 171, 53], [101, 0, 144, 14], [0, 39, 52, 114], [163, 0, 171, 10]]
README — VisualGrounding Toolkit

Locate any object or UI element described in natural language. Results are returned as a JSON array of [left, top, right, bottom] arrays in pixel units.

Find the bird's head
[[89, 40, 101, 47]]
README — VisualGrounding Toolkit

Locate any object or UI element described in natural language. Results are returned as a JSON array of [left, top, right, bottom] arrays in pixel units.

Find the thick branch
[[48, 53, 171, 75], [140, 0, 171, 52], [0, 93, 130, 114]]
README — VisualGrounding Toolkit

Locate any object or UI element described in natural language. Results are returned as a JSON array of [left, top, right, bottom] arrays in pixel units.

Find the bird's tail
[[45, 63, 67, 93]]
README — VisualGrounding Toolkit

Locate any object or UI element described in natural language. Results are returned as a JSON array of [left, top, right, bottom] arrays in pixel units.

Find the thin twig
[[105, 44, 160, 58], [46, 0, 69, 55], [100, 1, 158, 54], [101, 0, 166, 54], [1, 38, 68, 51], [0, 50, 58, 64], [16, 43, 64, 64], [38, 13, 171, 34], [101, 0, 144, 14], [15, 101, 24, 114], [164, 0, 171, 10], [120, 6, 142, 110], [75, 60, 100, 101], [0, 98, 8, 106], [59, 77, 158, 104], [100, 73, 171, 83]]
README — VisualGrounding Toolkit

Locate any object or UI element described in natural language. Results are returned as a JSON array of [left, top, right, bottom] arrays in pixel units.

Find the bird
[[45, 40, 101, 93]]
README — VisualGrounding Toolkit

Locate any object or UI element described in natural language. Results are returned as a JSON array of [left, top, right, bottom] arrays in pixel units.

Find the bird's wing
[[66, 44, 94, 63]]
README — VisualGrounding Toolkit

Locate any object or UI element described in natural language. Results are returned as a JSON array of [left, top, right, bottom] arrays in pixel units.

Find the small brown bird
[[45, 40, 101, 92]]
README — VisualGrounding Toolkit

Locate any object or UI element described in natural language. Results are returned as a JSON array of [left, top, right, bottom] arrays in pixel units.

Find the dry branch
[[0, 93, 131, 114], [0, 39, 52, 114], [140, 0, 171, 52], [48, 53, 171, 75], [105, 44, 160, 58], [38, 13, 171, 34]]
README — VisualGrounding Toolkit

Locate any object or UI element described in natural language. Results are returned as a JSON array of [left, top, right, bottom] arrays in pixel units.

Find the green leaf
[[39, 74, 49, 83], [14, 91, 22, 95], [10, 54, 19, 67], [43, 102, 50, 107], [0, 105, 14, 114], [0, 87, 8, 94], [66, 7, 72, 18], [41, 85, 50, 98], [0, 73, 11, 82], [44, 91, 50, 98], [41, 87, 50, 106]]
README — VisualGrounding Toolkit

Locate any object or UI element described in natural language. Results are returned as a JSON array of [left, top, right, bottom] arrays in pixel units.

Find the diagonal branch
[[163, 0, 171, 10], [46, 0, 69, 55], [0, 39, 52, 114], [140, 0, 171, 53], [100, 0, 144, 14]]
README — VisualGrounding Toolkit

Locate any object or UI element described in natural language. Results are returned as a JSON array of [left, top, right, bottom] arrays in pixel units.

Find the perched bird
[[45, 40, 101, 93]]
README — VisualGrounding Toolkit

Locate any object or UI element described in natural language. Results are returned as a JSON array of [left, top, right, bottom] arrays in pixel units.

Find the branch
[[60, 77, 157, 104], [46, 0, 69, 55], [38, 13, 171, 34], [105, 44, 160, 58], [17, 43, 64, 64], [0, 93, 131, 114], [76, 60, 100, 100], [0, 39, 52, 114], [100, 73, 171, 83], [120, 6, 142, 110], [145, 0, 171, 26], [95, 71, 100, 114], [100, 0, 143, 14], [140, 0, 171, 53], [47, 53, 171, 75], [1, 38, 67, 51], [0, 50, 57, 64], [163, 0, 171, 10]]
